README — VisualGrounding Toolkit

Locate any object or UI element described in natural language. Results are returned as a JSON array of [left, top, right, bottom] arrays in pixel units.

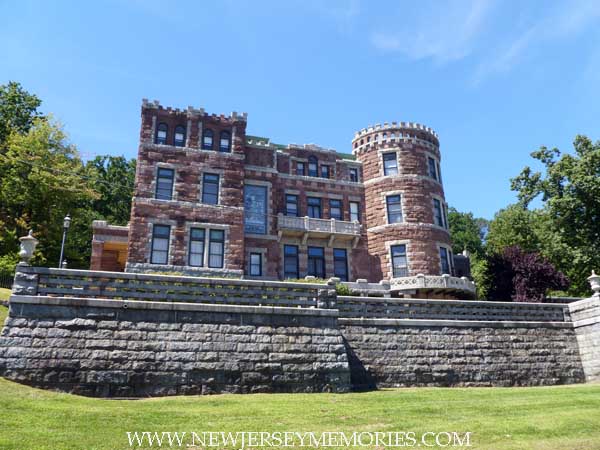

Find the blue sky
[[3, 0, 600, 219]]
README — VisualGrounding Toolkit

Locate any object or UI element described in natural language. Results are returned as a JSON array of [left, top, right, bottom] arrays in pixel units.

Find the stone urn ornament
[[588, 270, 600, 298], [18, 230, 38, 266]]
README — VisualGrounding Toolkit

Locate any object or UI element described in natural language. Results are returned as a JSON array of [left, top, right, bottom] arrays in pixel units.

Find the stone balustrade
[[390, 274, 476, 294]]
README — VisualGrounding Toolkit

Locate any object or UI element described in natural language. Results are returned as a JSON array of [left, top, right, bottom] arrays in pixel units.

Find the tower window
[[428, 156, 438, 181], [390, 244, 408, 277], [308, 156, 318, 177], [439, 247, 452, 275], [202, 173, 220, 205], [150, 225, 170, 265], [155, 168, 174, 200], [155, 123, 168, 145], [383, 152, 398, 176], [386, 195, 403, 223], [433, 198, 445, 227], [202, 129, 214, 150], [219, 131, 231, 152], [174, 125, 186, 147]]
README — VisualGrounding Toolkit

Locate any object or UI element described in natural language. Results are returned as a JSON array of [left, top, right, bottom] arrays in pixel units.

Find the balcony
[[277, 214, 361, 247], [390, 274, 477, 298]]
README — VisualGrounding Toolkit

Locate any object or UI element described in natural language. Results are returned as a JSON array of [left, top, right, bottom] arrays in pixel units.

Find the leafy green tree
[[485, 205, 543, 255], [511, 135, 600, 295], [0, 81, 42, 147], [447, 207, 487, 257], [0, 117, 98, 272], [86, 155, 136, 225]]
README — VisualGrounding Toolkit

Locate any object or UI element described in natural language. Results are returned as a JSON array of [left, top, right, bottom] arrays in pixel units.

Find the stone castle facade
[[91, 99, 473, 298]]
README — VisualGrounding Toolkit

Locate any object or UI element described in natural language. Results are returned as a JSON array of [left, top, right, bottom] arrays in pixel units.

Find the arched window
[[219, 131, 231, 152], [156, 123, 168, 145], [174, 125, 186, 147], [202, 129, 214, 150], [308, 156, 318, 177]]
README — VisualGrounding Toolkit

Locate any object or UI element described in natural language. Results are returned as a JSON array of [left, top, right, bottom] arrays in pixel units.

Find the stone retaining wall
[[341, 318, 585, 389], [570, 297, 600, 382], [0, 296, 350, 396]]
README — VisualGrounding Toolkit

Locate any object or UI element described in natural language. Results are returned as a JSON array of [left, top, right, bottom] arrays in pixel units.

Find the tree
[[511, 135, 600, 295], [447, 207, 487, 257], [86, 155, 136, 225], [0, 117, 98, 273], [0, 81, 42, 147], [487, 246, 568, 302], [485, 204, 543, 255]]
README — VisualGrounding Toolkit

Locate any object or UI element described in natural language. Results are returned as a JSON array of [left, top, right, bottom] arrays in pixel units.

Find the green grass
[[0, 288, 9, 325], [0, 378, 599, 450]]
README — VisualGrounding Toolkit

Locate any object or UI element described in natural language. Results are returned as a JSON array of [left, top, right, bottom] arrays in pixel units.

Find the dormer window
[[308, 156, 318, 177], [219, 131, 231, 152], [155, 123, 168, 145], [202, 129, 214, 150], [174, 125, 186, 147]]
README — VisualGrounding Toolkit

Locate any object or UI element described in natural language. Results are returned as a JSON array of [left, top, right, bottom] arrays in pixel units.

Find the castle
[[91, 99, 474, 299]]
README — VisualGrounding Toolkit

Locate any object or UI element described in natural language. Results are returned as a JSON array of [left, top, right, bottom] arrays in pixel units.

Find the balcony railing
[[277, 214, 361, 246], [390, 274, 476, 295]]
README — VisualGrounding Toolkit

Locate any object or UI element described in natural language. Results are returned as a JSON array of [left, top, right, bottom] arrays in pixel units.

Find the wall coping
[[337, 295, 571, 309], [9, 295, 340, 317], [338, 318, 574, 329]]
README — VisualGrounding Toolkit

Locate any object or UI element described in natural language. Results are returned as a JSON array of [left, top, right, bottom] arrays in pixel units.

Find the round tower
[[353, 122, 453, 282]]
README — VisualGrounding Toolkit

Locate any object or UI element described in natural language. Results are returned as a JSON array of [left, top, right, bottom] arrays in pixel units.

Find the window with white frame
[[202, 129, 214, 150], [383, 152, 398, 176], [150, 225, 170, 264], [349, 167, 359, 182], [174, 125, 186, 147], [219, 131, 231, 152], [249, 253, 262, 276], [386, 194, 403, 223], [439, 246, 453, 275], [208, 230, 225, 268], [155, 168, 174, 200], [155, 123, 168, 145], [433, 198, 446, 228], [188, 228, 205, 267], [350, 201, 360, 222], [202, 173, 219, 205], [390, 244, 408, 277]]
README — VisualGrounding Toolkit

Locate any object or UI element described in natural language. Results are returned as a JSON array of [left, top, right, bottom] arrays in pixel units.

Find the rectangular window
[[433, 198, 444, 227], [249, 253, 262, 276], [350, 202, 360, 222], [428, 157, 438, 181], [390, 244, 408, 277], [333, 248, 348, 281], [308, 160, 318, 177], [321, 165, 330, 179], [383, 152, 398, 176], [386, 195, 403, 223], [285, 194, 299, 216], [307, 197, 322, 219], [307, 246, 325, 279], [155, 168, 174, 200], [202, 173, 219, 205], [439, 247, 451, 275], [150, 225, 170, 265], [283, 245, 299, 279], [296, 161, 305, 176], [349, 168, 358, 182], [208, 229, 225, 268], [188, 228, 205, 267], [329, 199, 342, 220], [244, 185, 267, 234]]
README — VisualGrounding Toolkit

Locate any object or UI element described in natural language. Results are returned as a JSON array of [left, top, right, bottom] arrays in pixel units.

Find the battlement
[[141, 98, 248, 122], [353, 121, 438, 141]]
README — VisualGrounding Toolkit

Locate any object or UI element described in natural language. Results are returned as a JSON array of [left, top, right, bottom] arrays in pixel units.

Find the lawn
[[0, 288, 9, 324], [0, 378, 599, 450]]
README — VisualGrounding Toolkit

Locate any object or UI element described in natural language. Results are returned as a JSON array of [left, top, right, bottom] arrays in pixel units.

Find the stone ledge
[[9, 295, 340, 318], [339, 318, 574, 329]]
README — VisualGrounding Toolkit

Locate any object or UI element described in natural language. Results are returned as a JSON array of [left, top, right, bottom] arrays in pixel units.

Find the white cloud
[[473, 0, 600, 83], [370, 0, 495, 63]]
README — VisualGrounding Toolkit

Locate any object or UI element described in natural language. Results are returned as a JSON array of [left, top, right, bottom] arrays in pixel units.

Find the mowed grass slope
[[0, 288, 10, 324], [0, 378, 599, 450]]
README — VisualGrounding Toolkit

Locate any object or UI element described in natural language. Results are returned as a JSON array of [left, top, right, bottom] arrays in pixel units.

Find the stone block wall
[[570, 297, 600, 382], [0, 296, 350, 397], [341, 319, 585, 389]]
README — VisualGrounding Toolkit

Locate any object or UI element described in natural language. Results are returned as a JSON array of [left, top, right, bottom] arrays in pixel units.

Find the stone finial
[[588, 270, 600, 298], [462, 248, 471, 259], [61, 260, 68, 269], [18, 230, 38, 266]]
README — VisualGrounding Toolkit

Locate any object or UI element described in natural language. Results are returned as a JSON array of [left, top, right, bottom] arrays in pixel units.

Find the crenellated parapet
[[141, 98, 248, 123], [352, 121, 439, 155]]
